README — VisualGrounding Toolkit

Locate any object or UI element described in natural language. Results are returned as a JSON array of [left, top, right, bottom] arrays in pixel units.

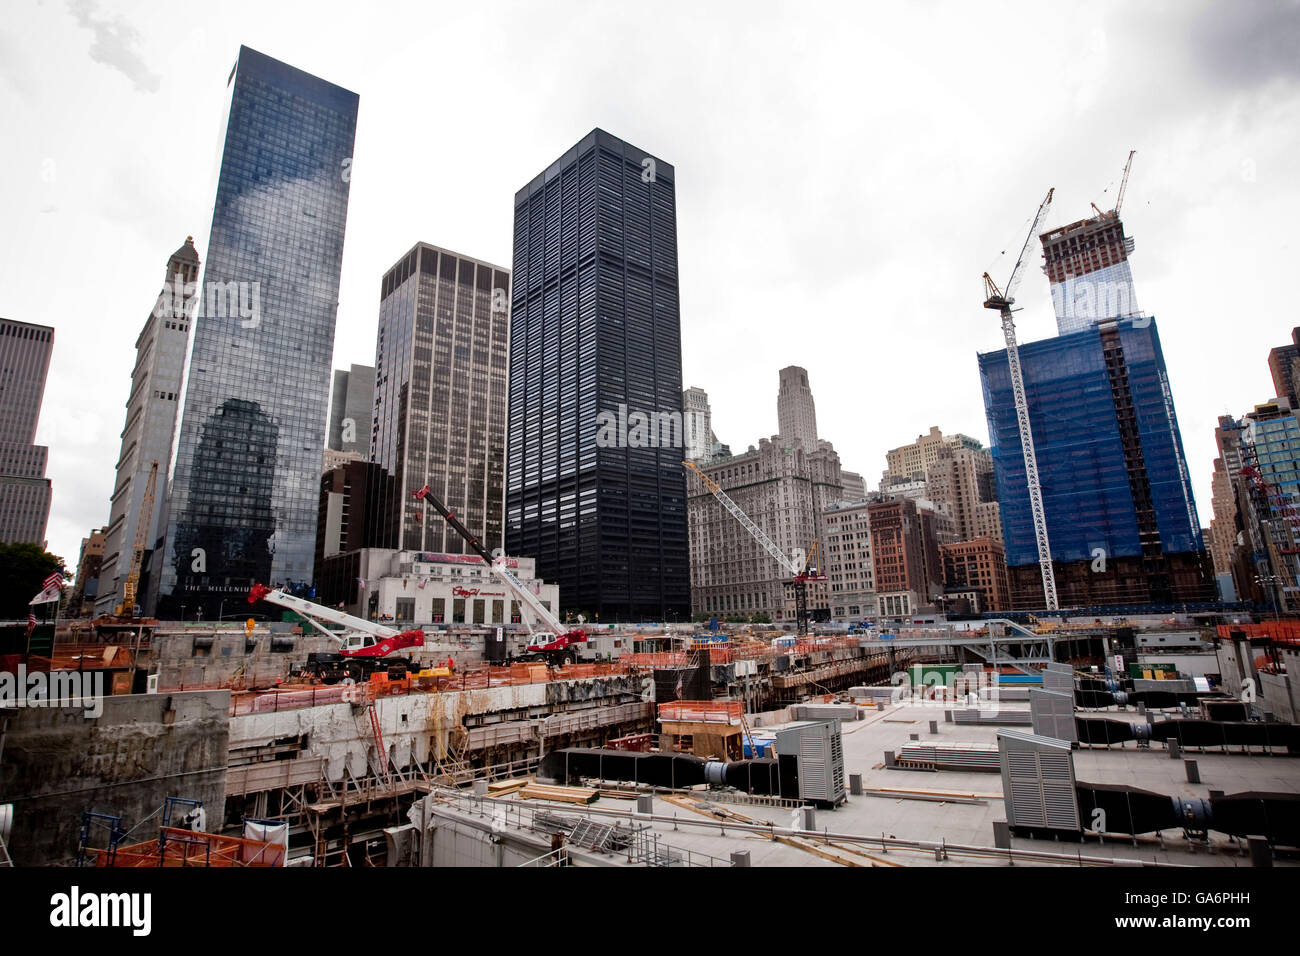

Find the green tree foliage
[[0, 542, 67, 620]]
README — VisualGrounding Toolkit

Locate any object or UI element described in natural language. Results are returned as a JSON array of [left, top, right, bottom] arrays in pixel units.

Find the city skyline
[[2, 2, 1298, 567]]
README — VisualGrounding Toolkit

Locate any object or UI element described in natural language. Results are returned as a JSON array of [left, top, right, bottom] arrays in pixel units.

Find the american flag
[[43, 571, 63, 590], [26, 610, 37, 638], [418, 578, 427, 590]]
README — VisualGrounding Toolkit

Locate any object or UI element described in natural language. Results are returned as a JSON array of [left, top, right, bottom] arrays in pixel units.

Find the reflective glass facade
[[508, 129, 690, 621], [156, 47, 357, 618], [978, 318, 1202, 569]]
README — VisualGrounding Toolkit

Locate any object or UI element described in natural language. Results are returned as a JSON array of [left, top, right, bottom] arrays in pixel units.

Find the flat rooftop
[[480, 699, 1300, 867]]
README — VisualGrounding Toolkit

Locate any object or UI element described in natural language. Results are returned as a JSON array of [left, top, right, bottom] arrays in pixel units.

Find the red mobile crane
[[247, 583, 433, 684]]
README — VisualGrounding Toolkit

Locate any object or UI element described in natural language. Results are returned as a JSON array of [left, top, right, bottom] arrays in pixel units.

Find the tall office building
[[1040, 210, 1140, 336], [95, 238, 198, 615], [883, 426, 985, 486], [822, 498, 876, 620], [155, 47, 358, 619], [777, 366, 818, 448], [371, 242, 509, 554], [924, 445, 1002, 546], [0, 318, 54, 545], [839, 470, 867, 502], [327, 363, 375, 456], [508, 129, 689, 621], [683, 386, 713, 462], [978, 318, 1214, 609], [1267, 328, 1300, 408], [69, 527, 108, 618], [1208, 415, 1248, 599]]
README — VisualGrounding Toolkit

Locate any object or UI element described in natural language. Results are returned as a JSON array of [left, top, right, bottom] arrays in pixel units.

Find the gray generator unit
[[775, 719, 847, 806], [997, 729, 1081, 837], [1042, 662, 1074, 694], [1029, 688, 1077, 743]]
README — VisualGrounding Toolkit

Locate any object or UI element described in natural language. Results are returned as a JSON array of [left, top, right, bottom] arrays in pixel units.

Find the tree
[[0, 542, 67, 620]]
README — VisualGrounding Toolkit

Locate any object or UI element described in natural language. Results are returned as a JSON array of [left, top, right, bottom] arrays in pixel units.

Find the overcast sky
[[3, 0, 1299, 567]]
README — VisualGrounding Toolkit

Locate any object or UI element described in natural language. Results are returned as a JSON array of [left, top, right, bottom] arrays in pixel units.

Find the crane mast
[[982, 188, 1059, 611], [117, 460, 158, 618]]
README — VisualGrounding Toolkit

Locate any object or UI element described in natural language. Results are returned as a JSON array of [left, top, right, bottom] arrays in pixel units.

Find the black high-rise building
[[507, 129, 689, 622]]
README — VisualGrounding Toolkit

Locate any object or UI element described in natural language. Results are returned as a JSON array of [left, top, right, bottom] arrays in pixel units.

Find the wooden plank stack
[[518, 782, 599, 805]]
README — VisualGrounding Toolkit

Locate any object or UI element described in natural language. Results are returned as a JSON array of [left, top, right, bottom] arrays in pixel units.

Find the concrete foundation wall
[[229, 676, 648, 785], [0, 690, 230, 866], [152, 628, 339, 689]]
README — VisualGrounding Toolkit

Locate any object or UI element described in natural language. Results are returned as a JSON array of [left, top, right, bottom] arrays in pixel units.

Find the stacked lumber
[[518, 783, 599, 805], [486, 777, 531, 796]]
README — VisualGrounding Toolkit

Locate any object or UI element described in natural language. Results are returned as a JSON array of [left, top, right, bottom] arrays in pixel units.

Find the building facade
[[777, 366, 818, 448], [883, 426, 985, 486], [923, 444, 1002, 546], [822, 499, 876, 620], [868, 496, 941, 618], [0, 318, 54, 545], [683, 386, 713, 462], [839, 470, 866, 502], [327, 363, 375, 456], [939, 536, 1010, 614], [1267, 329, 1299, 409], [687, 437, 843, 620], [156, 47, 358, 618], [316, 548, 557, 628], [1040, 211, 1140, 336], [68, 527, 108, 618], [507, 129, 689, 621], [371, 243, 509, 556], [315, 459, 396, 571], [95, 238, 198, 615], [978, 318, 1214, 609]]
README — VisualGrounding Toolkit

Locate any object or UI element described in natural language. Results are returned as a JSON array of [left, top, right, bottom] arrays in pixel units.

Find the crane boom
[[411, 485, 585, 656], [248, 583, 426, 657], [1114, 149, 1135, 216], [682, 460, 800, 574], [983, 188, 1059, 612]]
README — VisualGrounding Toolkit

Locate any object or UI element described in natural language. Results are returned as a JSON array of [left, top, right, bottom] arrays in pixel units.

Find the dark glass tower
[[978, 317, 1215, 608], [507, 129, 689, 622], [155, 47, 358, 618]]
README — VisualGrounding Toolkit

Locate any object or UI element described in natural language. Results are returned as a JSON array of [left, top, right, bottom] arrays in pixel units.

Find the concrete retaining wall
[[0, 690, 230, 866]]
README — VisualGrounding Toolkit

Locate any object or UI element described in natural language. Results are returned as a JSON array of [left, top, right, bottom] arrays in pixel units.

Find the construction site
[[1, 159, 1295, 873]]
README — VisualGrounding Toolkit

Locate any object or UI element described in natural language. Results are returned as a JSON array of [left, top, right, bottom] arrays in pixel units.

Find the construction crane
[[683, 460, 826, 635], [247, 584, 435, 684], [1089, 150, 1136, 219], [982, 187, 1059, 611], [115, 460, 158, 618], [411, 485, 587, 665]]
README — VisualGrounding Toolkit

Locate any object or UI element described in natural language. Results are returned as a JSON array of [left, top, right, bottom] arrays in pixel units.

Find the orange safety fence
[[657, 699, 745, 724], [1217, 622, 1300, 644], [94, 827, 284, 867]]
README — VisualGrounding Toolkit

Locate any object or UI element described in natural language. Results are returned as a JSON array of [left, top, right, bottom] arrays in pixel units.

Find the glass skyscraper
[[978, 317, 1214, 608], [507, 129, 690, 622], [155, 47, 358, 618]]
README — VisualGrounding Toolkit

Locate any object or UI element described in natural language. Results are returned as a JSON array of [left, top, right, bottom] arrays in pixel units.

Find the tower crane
[[115, 460, 158, 619], [683, 460, 826, 635], [982, 188, 1059, 611]]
